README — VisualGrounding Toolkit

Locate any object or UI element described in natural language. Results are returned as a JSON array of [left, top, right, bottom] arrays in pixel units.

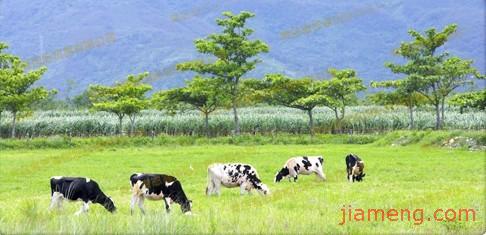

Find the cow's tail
[[50, 177, 55, 196], [130, 174, 137, 187]]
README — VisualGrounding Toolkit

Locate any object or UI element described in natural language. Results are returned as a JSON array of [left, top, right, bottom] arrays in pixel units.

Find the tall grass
[[0, 106, 484, 138]]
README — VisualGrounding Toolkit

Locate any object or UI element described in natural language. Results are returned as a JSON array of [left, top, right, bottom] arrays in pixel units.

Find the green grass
[[0, 143, 484, 234], [1, 130, 484, 150]]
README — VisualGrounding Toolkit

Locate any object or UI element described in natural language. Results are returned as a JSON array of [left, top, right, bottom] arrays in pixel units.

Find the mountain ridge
[[0, 0, 484, 97]]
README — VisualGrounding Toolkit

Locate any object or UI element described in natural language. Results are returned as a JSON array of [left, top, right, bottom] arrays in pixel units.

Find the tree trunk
[[231, 79, 240, 136], [440, 98, 445, 129], [11, 111, 17, 138], [204, 112, 210, 137], [339, 106, 345, 133], [434, 103, 441, 130], [340, 107, 345, 119], [232, 98, 240, 136], [118, 115, 123, 136], [408, 103, 414, 129], [307, 109, 314, 137], [333, 108, 339, 134], [129, 115, 136, 137]]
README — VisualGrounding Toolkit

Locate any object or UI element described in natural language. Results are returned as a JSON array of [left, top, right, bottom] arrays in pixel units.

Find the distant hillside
[[0, 0, 484, 97]]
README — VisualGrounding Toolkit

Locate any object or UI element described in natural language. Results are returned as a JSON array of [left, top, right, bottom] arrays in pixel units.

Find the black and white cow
[[274, 156, 326, 182], [49, 176, 116, 215], [206, 163, 270, 196], [345, 154, 365, 182], [129, 173, 192, 215]]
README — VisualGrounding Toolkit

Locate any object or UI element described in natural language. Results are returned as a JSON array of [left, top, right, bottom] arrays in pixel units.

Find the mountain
[[0, 0, 484, 97]]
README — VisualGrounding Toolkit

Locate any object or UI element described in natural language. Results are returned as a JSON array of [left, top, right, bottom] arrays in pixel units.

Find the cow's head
[[256, 182, 270, 195], [354, 173, 366, 182], [274, 167, 289, 183], [103, 196, 116, 213], [181, 199, 192, 214]]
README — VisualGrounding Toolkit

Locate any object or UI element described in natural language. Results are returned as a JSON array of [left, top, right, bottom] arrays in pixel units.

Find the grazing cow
[[345, 154, 365, 182], [274, 156, 326, 182], [206, 163, 270, 196], [49, 176, 116, 215], [129, 173, 192, 215]]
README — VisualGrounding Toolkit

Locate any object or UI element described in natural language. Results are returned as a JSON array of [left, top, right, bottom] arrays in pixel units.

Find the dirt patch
[[442, 136, 486, 151]]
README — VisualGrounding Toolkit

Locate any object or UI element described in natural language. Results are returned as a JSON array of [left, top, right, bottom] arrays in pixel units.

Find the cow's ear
[[189, 200, 192, 203], [362, 174, 366, 177]]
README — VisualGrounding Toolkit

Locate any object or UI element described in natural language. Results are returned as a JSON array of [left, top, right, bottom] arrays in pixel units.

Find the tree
[[437, 57, 483, 120], [176, 11, 269, 135], [253, 74, 323, 137], [88, 72, 152, 136], [386, 24, 482, 129], [371, 78, 426, 129], [318, 68, 366, 132], [0, 54, 52, 138], [152, 77, 229, 136], [448, 90, 486, 113], [0, 42, 17, 126]]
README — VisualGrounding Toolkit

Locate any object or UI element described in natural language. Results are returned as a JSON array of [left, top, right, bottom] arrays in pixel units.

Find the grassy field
[[0, 143, 484, 234]]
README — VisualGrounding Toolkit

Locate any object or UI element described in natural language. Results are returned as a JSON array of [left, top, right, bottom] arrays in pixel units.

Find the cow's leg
[[205, 185, 210, 196], [289, 167, 298, 182], [348, 173, 355, 182], [130, 195, 138, 215], [75, 201, 89, 216], [56, 196, 64, 209], [290, 172, 298, 182], [347, 167, 353, 182], [137, 197, 146, 215], [206, 179, 215, 196], [212, 179, 221, 196], [49, 192, 63, 210], [163, 197, 171, 213]]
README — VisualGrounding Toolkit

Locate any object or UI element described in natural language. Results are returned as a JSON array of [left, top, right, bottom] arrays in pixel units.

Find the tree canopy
[[384, 24, 483, 129], [448, 90, 486, 113], [318, 68, 366, 131], [251, 74, 322, 136], [88, 72, 152, 135], [152, 77, 229, 136], [0, 42, 53, 137], [177, 11, 269, 135]]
